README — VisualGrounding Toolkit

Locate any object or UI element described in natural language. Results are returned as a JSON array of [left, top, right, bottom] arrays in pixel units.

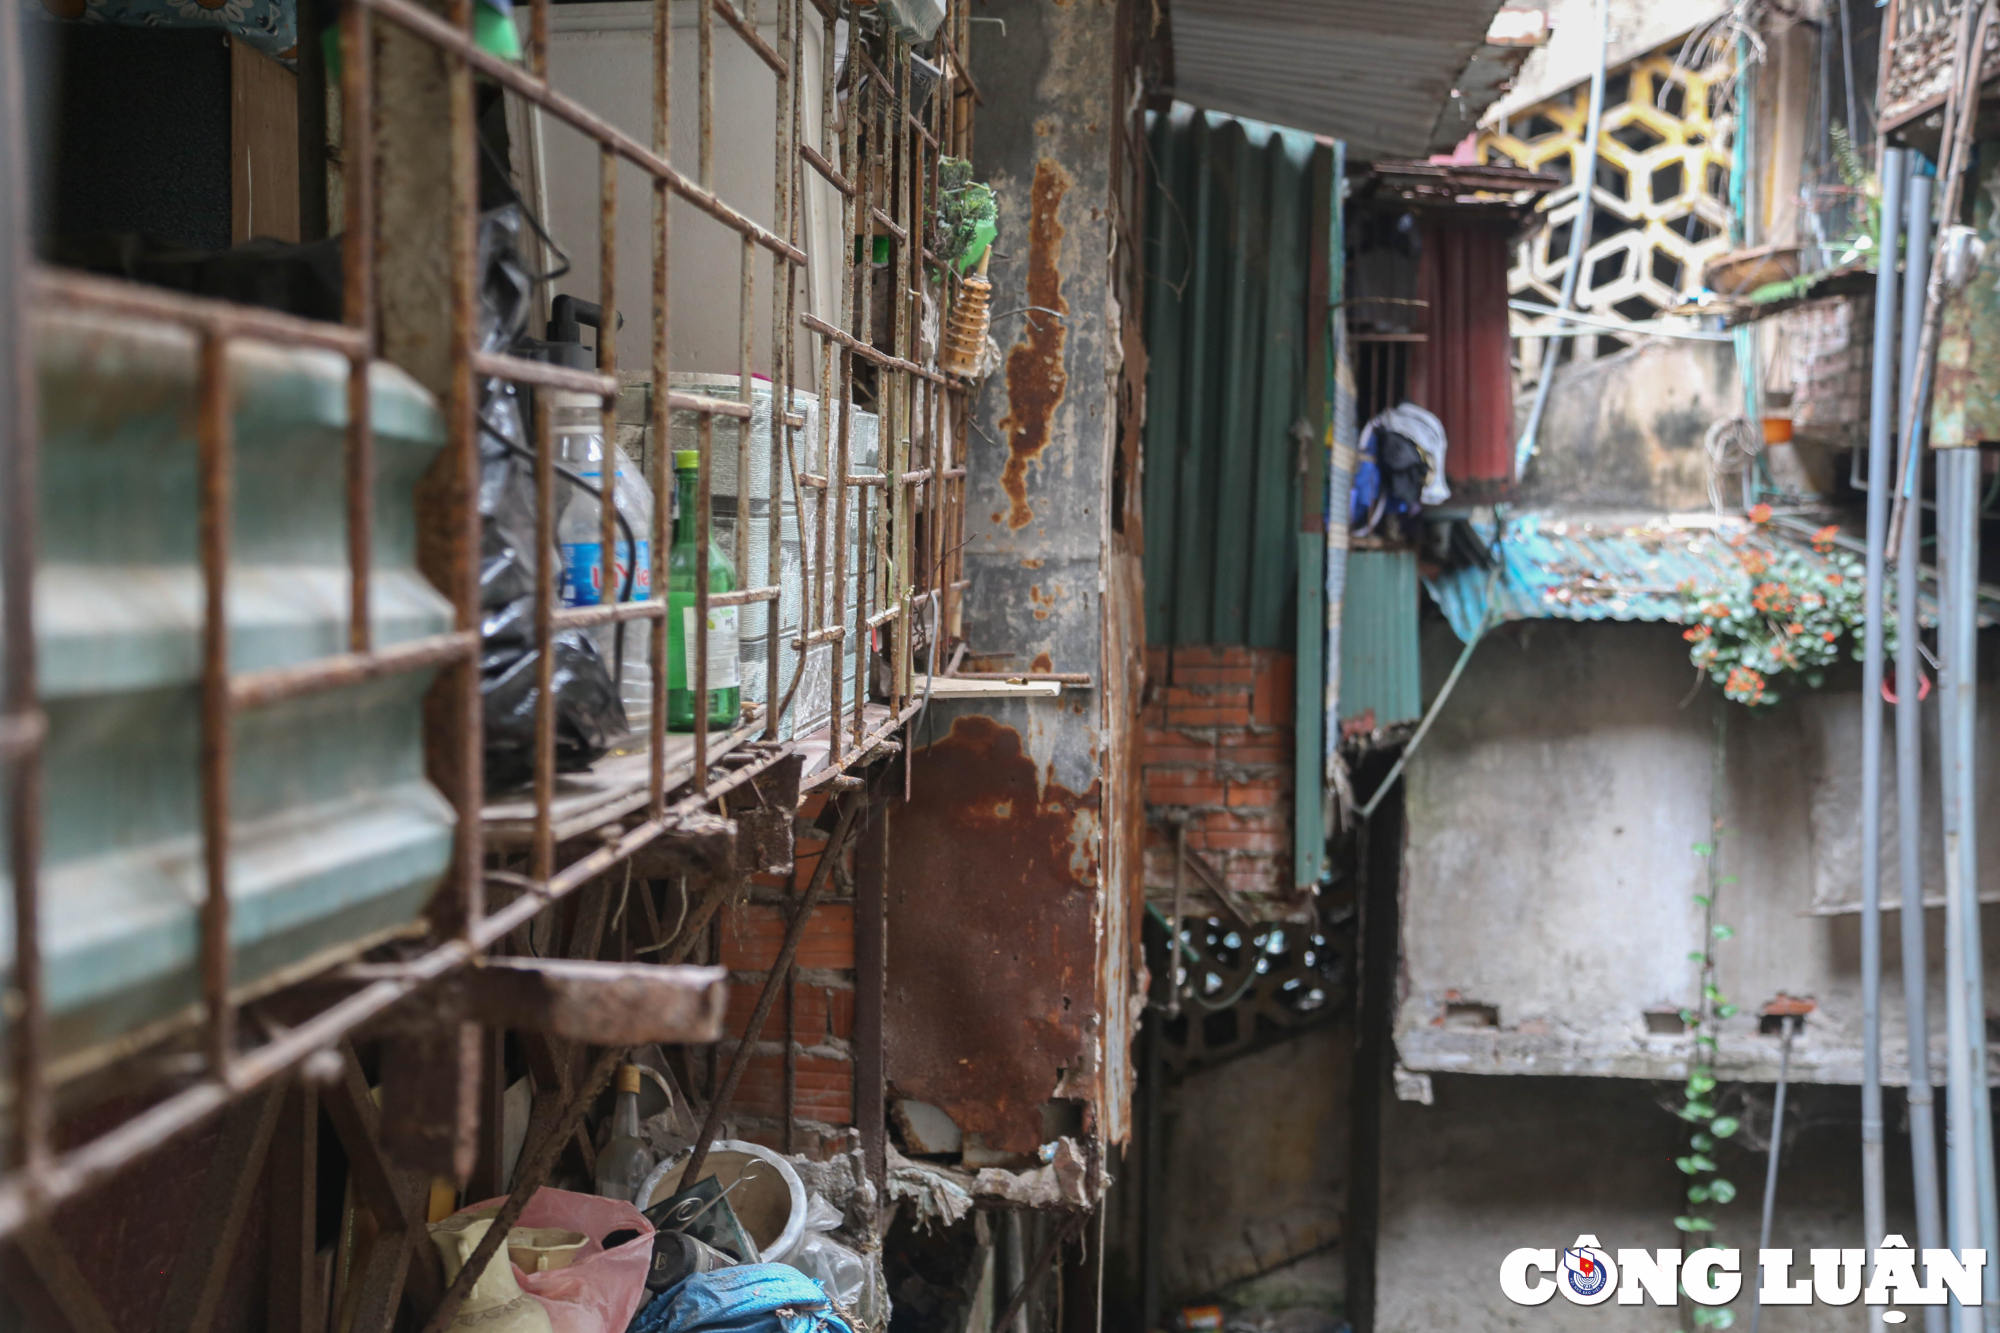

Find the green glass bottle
[[667, 448, 742, 731]]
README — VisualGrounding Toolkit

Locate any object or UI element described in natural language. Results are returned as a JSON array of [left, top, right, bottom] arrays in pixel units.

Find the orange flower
[[1827, 573, 1844, 586], [1684, 625, 1711, 642], [1812, 524, 1841, 553], [1823, 630, 1838, 642], [1725, 665, 1768, 702], [1786, 622, 1805, 635], [1749, 503, 1773, 524]]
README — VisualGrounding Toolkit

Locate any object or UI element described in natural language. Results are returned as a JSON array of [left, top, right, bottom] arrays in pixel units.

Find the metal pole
[[1897, 161, 1948, 1333], [1861, 153, 1907, 1325], [1749, 1016, 1799, 1333], [1513, 0, 1608, 478], [1944, 438, 1996, 1328]]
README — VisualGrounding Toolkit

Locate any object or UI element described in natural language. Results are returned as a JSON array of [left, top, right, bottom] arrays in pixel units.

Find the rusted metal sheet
[[1411, 216, 1515, 496], [885, 717, 1103, 1157], [1929, 205, 2000, 449]]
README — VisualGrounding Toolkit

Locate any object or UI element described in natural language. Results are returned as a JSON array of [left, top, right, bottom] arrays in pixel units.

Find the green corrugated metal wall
[[1339, 549, 1423, 728], [1142, 104, 1323, 648]]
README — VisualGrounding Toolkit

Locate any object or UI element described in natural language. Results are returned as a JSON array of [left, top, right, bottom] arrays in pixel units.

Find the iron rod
[[196, 332, 236, 1079]]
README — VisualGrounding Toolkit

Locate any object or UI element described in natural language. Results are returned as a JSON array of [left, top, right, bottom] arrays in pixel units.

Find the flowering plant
[[1677, 521, 1888, 708]]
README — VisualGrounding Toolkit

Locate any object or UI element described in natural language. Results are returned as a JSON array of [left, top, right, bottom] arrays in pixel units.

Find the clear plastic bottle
[[552, 390, 654, 734], [594, 1063, 655, 1202]]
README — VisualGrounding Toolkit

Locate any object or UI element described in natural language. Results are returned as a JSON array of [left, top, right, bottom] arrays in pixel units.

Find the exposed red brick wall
[[711, 792, 857, 1157], [1141, 645, 1298, 911]]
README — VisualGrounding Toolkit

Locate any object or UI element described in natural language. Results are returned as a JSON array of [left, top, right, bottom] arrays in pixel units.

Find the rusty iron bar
[[801, 143, 853, 196], [353, 0, 806, 265], [446, 0, 485, 943], [32, 270, 369, 353], [950, 672, 1094, 685], [735, 236, 754, 598], [2, 0, 48, 1186], [682, 795, 861, 1183], [870, 208, 907, 243], [534, 391, 557, 885], [866, 603, 901, 630], [711, 0, 785, 74], [801, 312, 946, 384], [554, 601, 668, 630], [421, 1046, 627, 1333], [342, 0, 378, 657], [649, 0, 671, 820], [794, 625, 843, 648], [695, 413, 713, 789], [710, 585, 781, 607], [470, 349, 615, 397], [992, 1213, 1088, 1333], [698, 0, 713, 190], [599, 145, 621, 688], [229, 631, 479, 709], [195, 332, 237, 1080]]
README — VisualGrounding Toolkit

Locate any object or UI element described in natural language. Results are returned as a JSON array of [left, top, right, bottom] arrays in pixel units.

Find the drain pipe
[[1748, 1015, 1801, 1333], [1939, 438, 1997, 1333], [1513, 0, 1609, 479], [1861, 149, 1907, 1314], [1897, 160, 1949, 1333]]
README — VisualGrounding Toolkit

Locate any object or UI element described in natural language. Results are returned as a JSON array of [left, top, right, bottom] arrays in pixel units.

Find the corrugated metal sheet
[[1412, 216, 1515, 495], [1142, 103, 1324, 648], [1339, 549, 1422, 727], [1423, 512, 1994, 646], [1170, 0, 1516, 164]]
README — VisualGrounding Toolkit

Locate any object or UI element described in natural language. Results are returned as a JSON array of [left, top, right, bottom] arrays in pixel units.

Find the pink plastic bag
[[455, 1189, 655, 1333]]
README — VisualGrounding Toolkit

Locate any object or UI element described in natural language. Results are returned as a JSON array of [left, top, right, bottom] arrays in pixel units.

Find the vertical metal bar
[[197, 332, 237, 1077], [1940, 445, 1981, 1333], [699, 0, 714, 192], [1, 0, 49, 1180], [1861, 147, 1905, 1312], [696, 413, 713, 788], [649, 0, 671, 815], [342, 0, 378, 656], [830, 352, 851, 764], [533, 391, 557, 884], [854, 74, 877, 746], [601, 147, 620, 630], [529, 0, 549, 80], [888, 39, 909, 718], [1748, 1017, 1799, 1333], [1898, 163, 1948, 1333], [854, 797, 887, 1212], [737, 236, 754, 598], [764, 0, 792, 741], [448, 0, 485, 939]]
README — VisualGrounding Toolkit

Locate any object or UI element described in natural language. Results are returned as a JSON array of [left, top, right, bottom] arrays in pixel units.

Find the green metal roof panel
[[1143, 103, 1324, 648], [1339, 548, 1422, 726]]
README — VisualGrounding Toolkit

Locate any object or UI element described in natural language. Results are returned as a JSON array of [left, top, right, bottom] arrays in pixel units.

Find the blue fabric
[[37, 0, 298, 59], [629, 1265, 852, 1333]]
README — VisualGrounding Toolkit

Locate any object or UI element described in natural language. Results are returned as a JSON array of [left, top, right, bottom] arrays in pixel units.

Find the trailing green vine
[[1675, 712, 1744, 1328]]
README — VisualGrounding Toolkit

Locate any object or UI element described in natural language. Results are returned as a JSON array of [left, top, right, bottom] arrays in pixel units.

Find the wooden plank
[[463, 960, 729, 1045], [155, 1088, 285, 1333], [267, 1085, 323, 1333], [230, 41, 301, 243]]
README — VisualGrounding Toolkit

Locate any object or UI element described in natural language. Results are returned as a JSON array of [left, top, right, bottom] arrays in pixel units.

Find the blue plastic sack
[[629, 1264, 855, 1333]]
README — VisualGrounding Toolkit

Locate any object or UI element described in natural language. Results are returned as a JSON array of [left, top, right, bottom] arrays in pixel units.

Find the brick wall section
[[1142, 645, 1297, 910], [712, 792, 857, 1157]]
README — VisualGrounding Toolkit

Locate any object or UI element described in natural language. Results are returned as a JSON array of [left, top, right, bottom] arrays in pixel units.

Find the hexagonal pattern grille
[[1478, 44, 1736, 363]]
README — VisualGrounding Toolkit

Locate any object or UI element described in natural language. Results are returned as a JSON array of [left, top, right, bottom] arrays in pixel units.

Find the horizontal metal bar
[[866, 602, 901, 629], [711, 0, 785, 75], [709, 585, 780, 607], [470, 350, 616, 396], [793, 625, 845, 647], [799, 472, 828, 489], [356, 0, 806, 266], [800, 144, 854, 197], [899, 468, 931, 485], [800, 312, 946, 384], [35, 268, 368, 355], [871, 208, 907, 244], [782, 411, 806, 429], [666, 390, 755, 420], [942, 467, 967, 479], [230, 631, 479, 708], [553, 601, 667, 630], [907, 111, 936, 149], [845, 473, 886, 489], [0, 710, 46, 761], [951, 671, 1094, 685]]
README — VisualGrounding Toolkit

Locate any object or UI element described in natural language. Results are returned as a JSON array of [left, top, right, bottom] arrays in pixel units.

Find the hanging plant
[[1677, 514, 1887, 708]]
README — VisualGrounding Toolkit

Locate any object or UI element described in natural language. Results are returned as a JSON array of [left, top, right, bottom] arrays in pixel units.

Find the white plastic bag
[[782, 1193, 867, 1308]]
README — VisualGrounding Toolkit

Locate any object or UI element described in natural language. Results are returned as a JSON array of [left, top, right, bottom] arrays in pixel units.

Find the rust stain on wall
[[997, 159, 1072, 531], [886, 716, 1101, 1155]]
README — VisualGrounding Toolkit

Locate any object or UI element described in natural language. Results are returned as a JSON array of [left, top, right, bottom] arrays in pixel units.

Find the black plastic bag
[[474, 206, 628, 792]]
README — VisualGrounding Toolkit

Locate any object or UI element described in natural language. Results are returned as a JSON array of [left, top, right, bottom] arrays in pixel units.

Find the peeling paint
[[998, 158, 1072, 531]]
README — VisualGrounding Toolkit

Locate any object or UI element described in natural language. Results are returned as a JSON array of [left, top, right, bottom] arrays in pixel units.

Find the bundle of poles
[[1858, 81, 1996, 1330]]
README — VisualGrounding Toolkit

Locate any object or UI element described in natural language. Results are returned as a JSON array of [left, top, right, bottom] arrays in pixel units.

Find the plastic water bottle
[[552, 390, 654, 734]]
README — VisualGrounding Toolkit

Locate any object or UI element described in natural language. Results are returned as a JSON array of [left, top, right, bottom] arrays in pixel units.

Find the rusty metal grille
[[0, 0, 974, 1245]]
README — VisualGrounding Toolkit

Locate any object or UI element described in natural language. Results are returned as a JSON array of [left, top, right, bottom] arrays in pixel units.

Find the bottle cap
[[674, 449, 701, 470], [617, 1063, 643, 1095]]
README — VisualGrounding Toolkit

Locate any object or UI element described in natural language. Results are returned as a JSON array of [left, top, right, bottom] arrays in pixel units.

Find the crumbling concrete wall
[[1397, 617, 2000, 1086], [1374, 1073, 1906, 1332]]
